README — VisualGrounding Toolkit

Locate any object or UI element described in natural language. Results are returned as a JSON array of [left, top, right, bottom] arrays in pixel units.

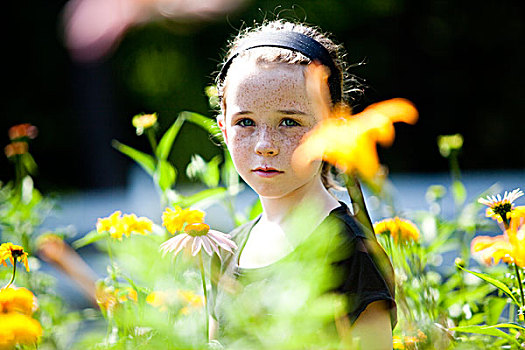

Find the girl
[[210, 20, 396, 349]]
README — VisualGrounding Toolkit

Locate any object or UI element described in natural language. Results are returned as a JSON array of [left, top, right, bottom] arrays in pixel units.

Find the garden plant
[[1, 84, 524, 349]]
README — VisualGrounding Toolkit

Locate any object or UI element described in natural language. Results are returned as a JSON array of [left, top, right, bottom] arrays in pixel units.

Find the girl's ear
[[217, 114, 228, 144]]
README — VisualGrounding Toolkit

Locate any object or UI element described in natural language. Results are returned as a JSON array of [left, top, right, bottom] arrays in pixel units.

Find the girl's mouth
[[252, 167, 283, 178]]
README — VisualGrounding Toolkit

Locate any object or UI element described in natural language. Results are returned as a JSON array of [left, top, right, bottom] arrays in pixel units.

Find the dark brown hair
[[216, 20, 358, 191]]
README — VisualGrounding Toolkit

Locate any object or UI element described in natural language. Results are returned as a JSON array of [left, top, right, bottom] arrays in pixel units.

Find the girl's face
[[219, 60, 324, 199]]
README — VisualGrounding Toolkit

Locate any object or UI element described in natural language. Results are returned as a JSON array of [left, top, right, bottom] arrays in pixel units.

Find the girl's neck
[[258, 177, 340, 228]]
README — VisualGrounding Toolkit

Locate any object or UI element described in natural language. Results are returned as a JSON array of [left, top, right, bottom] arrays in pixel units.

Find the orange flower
[[0, 243, 29, 272], [8, 123, 38, 141], [162, 206, 205, 235], [471, 221, 525, 267], [293, 63, 418, 181], [374, 217, 420, 243], [0, 287, 38, 315], [4, 141, 29, 158]]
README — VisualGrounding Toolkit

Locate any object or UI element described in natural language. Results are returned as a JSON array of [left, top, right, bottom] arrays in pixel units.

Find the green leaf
[[488, 323, 525, 331], [112, 140, 155, 176], [174, 187, 227, 208], [456, 264, 520, 305], [486, 297, 508, 325], [222, 149, 241, 192], [450, 325, 519, 344], [154, 160, 177, 192], [186, 154, 221, 188], [182, 112, 222, 142], [156, 115, 185, 160], [72, 230, 108, 249]]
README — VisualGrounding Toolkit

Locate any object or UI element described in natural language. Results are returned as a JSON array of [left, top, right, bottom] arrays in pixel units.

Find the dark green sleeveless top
[[210, 202, 396, 345]]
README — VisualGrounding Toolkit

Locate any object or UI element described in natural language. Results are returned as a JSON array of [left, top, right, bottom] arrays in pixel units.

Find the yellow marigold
[[293, 63, 418, 181], [0, 313, 42, 348], [132, 113, 157, 135], [393, 335, 404, 349], [374, 217, 420, 243], [0, 243, 29, 272], [146, 290, 170, 312], [4, 141, 29, 158], [162, 206, 205, 235], [479, 188, 524, 227], [0, 287, 38, 315], [177, 289, 204, 315], [96, 211, 153, 240]]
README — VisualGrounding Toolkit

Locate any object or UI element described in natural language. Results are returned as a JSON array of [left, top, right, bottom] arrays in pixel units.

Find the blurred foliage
[[2, 0, 524, 190]]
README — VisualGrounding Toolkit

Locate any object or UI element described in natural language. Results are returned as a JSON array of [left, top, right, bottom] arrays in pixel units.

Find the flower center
[[493, 202, 513, 223], [184, 223, 209, 237], [10, 247, 24, 259]]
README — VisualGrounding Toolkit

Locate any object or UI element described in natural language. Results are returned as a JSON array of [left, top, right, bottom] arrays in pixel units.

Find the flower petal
[[200, 237, 214, 256], [191, 237, 203, 256], [207, 230, 238, 252]]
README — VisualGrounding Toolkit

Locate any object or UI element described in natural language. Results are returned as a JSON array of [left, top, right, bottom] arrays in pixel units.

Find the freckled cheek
[[226, 131, 255, 172]]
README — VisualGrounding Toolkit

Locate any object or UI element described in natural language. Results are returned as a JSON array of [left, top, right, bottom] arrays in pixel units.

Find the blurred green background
[[2, 0, 524, 192]]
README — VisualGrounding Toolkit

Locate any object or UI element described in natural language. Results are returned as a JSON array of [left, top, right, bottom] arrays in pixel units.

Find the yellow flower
[[146, 289, 204, 315], [96, 211, 153, 240], [0, 313, 42, 349], [0, 243, 29, 272], [177, 289, 204, 315], [294, 63, 418, 181], [162, 206, 205, 235], [437, 134, 463, 158], [115, 287, 138, 303], [478, 188, 524, 227], [0, 287, 38, 315], [509, 206, 525, 232], [132, 113, 157, 135], [146, 291, 170, 312], [374, 217, 420, 243], [392, 335, 404, 349]]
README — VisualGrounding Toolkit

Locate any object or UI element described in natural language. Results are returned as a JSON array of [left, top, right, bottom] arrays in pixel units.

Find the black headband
[[218, 31, 342, 103]]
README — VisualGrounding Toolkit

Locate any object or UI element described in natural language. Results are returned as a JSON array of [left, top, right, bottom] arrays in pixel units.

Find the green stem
[[342, 173, 373, 235], [199, 253, 209, 341], [146, 129, 157, 154], [514, 263, 525, 309], [106, 239, 119, 287], [5, 261, 17, 289]]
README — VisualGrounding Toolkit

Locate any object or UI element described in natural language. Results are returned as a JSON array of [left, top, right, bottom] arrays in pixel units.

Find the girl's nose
[[254, 130, 279, 156]]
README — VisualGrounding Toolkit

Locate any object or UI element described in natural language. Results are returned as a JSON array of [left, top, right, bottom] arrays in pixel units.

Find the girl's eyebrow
[[278, 109, 306, 115], [232, 111, 253, 117]]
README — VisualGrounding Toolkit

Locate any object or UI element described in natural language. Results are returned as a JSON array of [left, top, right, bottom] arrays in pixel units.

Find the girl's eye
[[280, 118, 300, 127], [236, 118, 255, 127]]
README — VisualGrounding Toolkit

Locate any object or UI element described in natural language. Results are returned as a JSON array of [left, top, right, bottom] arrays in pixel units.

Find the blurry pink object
[[62, 0, 245, 62]]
